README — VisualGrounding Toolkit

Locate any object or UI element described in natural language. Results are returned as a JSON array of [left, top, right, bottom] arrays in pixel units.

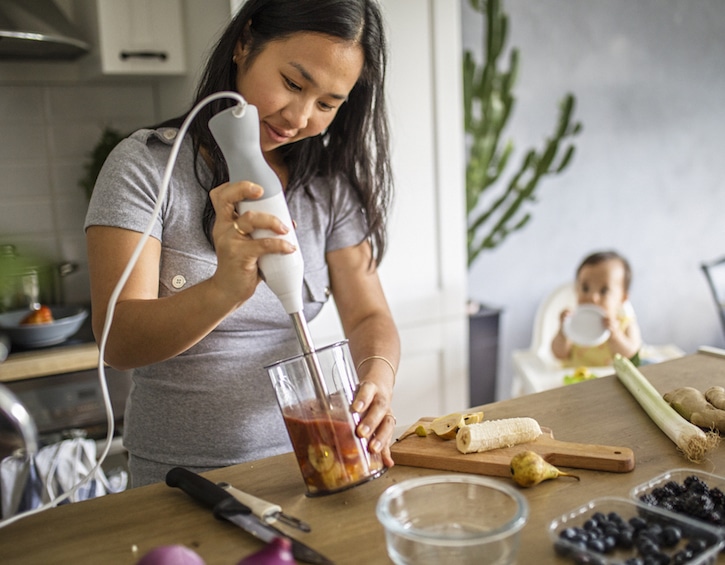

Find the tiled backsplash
[[0, 83, 159, 305]]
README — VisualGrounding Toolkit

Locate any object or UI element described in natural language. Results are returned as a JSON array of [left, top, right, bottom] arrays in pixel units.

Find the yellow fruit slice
[[430, 413, 466, 439], [430, 411, 485, 440], [308, 444, 335, 472], [462, 411, 484, 425]]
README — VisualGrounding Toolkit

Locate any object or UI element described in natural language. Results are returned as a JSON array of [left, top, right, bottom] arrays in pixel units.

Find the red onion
[[137, 544, 206, 565], [237, 537, 296, 564]]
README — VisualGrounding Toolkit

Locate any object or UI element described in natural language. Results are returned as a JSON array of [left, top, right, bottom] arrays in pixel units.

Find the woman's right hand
[[208, 180, 297, 309], [87, 179, 297, 370]]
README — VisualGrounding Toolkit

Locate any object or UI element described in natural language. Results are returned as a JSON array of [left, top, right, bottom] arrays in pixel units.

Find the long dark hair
[[174, 0, 392, 264]]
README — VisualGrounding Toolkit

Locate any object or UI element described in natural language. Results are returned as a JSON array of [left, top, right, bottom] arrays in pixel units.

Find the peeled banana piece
[[456, 417, 542, 454]]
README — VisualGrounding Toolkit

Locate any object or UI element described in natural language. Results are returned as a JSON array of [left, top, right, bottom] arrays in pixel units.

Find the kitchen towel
[[0, 437, 127, 519]]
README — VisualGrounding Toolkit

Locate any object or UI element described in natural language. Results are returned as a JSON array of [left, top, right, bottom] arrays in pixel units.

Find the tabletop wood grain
[[1, 353, 724, 564]]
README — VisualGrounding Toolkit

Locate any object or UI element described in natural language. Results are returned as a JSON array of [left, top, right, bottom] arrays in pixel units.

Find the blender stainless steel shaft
[[290, 311, 329, 406], [208, 99, 329, 405]]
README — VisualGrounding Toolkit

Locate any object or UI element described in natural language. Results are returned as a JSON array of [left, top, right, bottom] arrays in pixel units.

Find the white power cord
[[0, 91, 246, 529]]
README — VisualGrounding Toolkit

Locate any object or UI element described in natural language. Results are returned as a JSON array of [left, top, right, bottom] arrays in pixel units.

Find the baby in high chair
[[552, 250, 642, 367]]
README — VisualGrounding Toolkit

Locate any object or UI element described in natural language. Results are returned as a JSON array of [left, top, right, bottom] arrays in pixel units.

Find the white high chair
[[511, 282, 686, 396]]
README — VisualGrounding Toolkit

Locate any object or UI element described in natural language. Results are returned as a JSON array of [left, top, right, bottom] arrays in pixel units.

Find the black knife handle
[[166, 467, 251, 514]]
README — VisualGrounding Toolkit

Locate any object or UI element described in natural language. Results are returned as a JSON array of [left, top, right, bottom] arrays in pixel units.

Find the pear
[[509, 450, 580, 487]]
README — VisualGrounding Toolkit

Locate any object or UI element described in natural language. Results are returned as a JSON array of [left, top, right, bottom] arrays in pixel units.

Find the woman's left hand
[[351, 379, 396, 468], [324, 242, 400, 469]]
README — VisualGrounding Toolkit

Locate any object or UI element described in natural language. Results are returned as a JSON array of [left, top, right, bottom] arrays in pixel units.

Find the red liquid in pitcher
[[284, 409, 384, 495]]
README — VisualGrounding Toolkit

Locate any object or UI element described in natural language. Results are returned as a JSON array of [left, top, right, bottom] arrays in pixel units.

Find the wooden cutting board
[[390, 418, 635, 478]]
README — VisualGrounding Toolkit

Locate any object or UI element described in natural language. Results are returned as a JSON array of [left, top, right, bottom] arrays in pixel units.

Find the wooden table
[[1, 353, 724, 564]]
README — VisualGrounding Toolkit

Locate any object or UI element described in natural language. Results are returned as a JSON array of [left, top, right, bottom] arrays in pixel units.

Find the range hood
[[0, 0, 89, 60]]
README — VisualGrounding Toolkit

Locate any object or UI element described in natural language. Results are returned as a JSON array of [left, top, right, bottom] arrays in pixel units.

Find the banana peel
[[397, 411, 484, 441]]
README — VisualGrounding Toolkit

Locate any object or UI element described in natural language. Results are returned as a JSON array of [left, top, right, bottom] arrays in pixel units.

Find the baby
[[552, 250, 642, 367]]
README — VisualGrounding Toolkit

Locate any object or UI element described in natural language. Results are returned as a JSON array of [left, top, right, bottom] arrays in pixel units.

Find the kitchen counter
[[1, 353, 724, 564], [0, 313, 99, 382], [0, 341, 99, 382]]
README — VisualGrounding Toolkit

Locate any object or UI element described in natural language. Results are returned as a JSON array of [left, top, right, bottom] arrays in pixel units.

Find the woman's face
[[234, 32, 364, 156], [576, 259, 628, 316]]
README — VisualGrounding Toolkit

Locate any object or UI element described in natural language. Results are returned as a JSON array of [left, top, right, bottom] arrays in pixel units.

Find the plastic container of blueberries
[[548, 496, 724, 565], [630, 468, 725, 538]]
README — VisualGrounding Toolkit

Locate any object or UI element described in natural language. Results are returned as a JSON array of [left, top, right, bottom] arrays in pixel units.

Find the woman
[[85, 0, 399, 487]]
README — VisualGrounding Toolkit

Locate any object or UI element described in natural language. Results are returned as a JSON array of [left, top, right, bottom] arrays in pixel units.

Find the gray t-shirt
[[85, 127, 367, 474]]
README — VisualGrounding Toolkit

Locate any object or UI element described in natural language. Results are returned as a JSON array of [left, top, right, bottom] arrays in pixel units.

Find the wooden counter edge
[[0, 342, 100, 382]]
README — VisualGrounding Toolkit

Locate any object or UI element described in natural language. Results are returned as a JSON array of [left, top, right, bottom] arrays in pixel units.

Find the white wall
[[308, 0, 471, 423], [0, 0, 232, 306], [0, 82, 158, 304], [462, 0, 725, 399]]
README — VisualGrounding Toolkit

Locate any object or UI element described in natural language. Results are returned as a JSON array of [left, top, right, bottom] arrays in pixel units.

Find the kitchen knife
[[166, 467, 335, 565], [217, 481, 311, 532]]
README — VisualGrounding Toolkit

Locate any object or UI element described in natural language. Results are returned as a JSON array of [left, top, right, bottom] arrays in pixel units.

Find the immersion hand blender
[[208, 98, 329, 403]]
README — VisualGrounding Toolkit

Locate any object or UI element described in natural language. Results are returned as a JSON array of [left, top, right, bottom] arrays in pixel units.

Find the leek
[[613, 354, 719, 463]]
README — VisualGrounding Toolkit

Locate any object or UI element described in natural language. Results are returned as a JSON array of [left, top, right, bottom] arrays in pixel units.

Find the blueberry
[[685, 537, 708, 554], [586, 538, 606, 553], [617, 528, 635, 549], [636, 537, 659, 556], [584, 518, 598, 530], [573, 551, 605, 565], [660, 525, 681, 547], [554, 539, 573, 557], [608, 511, 623, 523], [672, 549, 693, 564]]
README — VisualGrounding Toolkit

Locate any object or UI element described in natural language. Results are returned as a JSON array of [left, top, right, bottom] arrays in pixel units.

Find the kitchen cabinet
[[76, 0, 186, 76]]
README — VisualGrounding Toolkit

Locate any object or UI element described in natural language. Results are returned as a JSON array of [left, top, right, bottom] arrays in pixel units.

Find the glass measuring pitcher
[[266, 340, 386, 496]]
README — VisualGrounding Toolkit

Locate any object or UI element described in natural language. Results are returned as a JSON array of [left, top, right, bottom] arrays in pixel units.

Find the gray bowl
[[0, 306, 89, 349]]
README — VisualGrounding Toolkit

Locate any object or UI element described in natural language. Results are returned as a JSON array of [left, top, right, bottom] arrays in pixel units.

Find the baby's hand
[[604, 314, 620, 337], [559, 308, 572, 326]]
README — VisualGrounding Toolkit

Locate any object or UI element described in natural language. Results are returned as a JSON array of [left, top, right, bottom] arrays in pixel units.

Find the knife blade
[[217, 481, 311, 532], [166, 467, 335, 565]]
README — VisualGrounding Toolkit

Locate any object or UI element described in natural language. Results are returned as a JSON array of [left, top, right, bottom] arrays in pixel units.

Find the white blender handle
[[208, 102, 305, 315]]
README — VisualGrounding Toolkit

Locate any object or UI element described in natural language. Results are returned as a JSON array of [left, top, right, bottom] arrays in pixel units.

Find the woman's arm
[[87, 180, 295, 370], [327, 241, 400, 468]]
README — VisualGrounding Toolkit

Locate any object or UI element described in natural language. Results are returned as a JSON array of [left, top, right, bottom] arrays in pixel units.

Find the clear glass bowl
[[548, 496, 723, 565], [376, 474, 528, 565], [630, 467, 725, 536]]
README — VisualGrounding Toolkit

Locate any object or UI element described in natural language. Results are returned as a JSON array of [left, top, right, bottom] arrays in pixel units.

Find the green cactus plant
[[464, 0, 582, 266]]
